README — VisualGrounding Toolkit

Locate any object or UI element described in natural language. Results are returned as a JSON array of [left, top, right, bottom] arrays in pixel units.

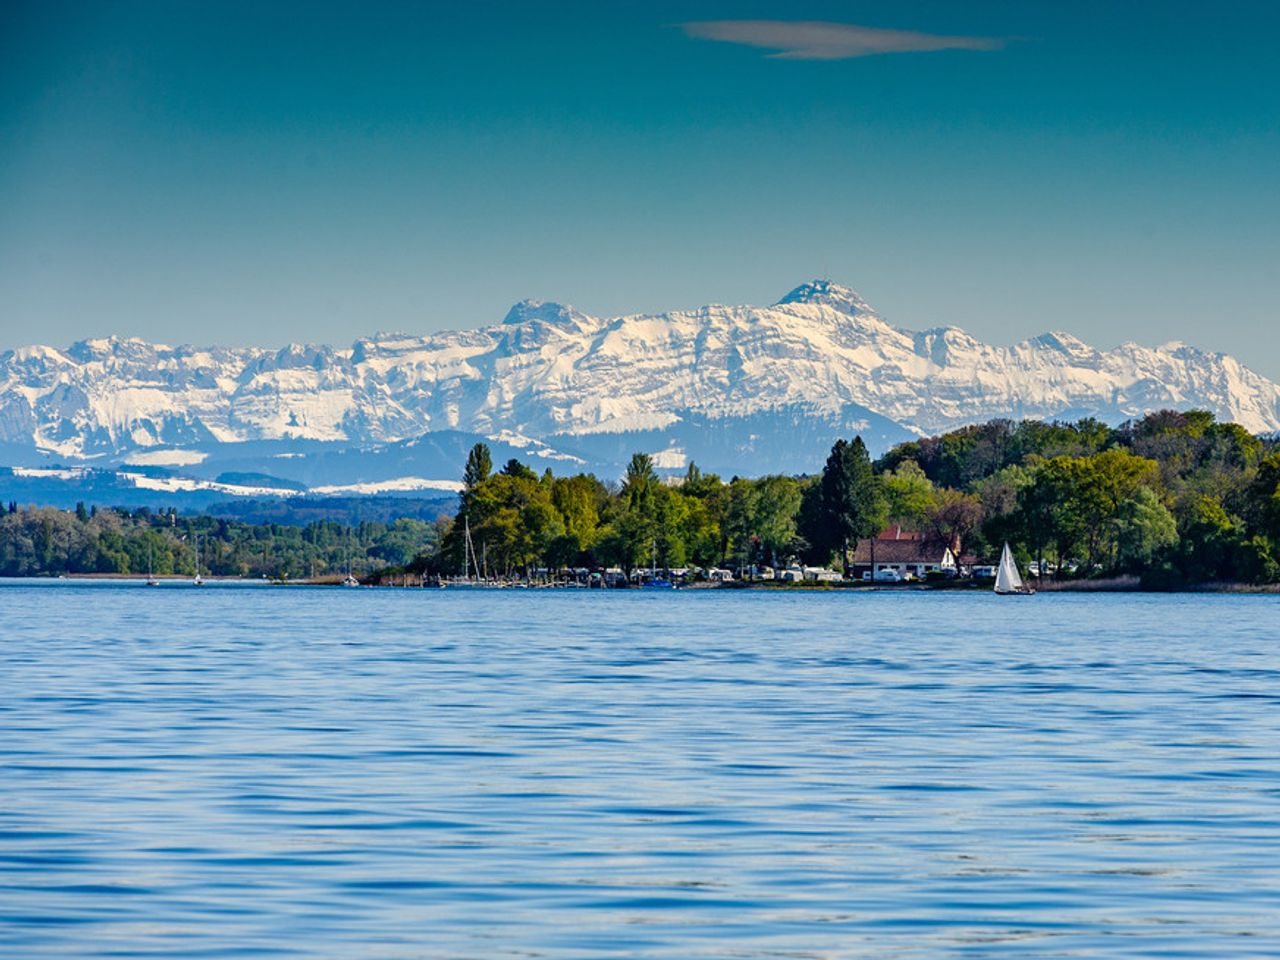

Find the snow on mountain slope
[[2, 280, 1278, 461]]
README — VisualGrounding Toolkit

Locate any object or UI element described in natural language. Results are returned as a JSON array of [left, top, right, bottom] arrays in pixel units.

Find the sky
[[2, 1, 1278, 375]]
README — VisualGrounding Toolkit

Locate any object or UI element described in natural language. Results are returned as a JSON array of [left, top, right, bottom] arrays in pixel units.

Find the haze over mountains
[[3, 280, 1278, 500]]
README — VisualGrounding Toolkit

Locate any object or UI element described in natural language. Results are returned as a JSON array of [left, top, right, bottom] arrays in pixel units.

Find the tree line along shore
[[3, 409, 1280, 590]]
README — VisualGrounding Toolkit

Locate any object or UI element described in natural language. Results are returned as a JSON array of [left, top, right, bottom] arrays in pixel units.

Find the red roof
[[874, 525, 923, 541], [851, 537, 954, 565]]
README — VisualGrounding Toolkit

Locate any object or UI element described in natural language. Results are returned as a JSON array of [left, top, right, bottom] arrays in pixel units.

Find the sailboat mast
[[463, 516, 482, 581]]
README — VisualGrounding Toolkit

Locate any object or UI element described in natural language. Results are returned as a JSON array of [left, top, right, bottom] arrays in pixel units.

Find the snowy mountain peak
[[502, 299, 586, 328], [65, 336, 167, 365], [1026, 331, 1095, 355], [912, 327, 983, 367], [5, 344, 70, 365], [776, 279, 874, 315]]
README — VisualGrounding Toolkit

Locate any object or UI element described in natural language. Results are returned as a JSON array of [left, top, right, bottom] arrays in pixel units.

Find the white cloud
[[681, 20, 1003, 61]]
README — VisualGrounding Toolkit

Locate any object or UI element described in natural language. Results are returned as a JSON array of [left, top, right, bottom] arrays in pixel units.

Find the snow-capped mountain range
[[3, 280, 1278, 477]]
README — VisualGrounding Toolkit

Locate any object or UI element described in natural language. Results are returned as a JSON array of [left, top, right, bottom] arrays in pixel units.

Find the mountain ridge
[[2, 281, 1278, 468]]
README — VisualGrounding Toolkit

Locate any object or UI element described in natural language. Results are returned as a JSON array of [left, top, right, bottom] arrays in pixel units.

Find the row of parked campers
[[751, 565, 843, 583]]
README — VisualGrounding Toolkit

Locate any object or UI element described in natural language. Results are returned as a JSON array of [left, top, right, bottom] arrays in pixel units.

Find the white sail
[[994, 543, 1024, 594]]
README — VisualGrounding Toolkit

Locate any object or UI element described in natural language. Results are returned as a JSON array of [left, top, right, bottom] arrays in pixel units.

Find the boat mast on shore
[[193, 533, 204, 586], [343, 540, 360, 587]]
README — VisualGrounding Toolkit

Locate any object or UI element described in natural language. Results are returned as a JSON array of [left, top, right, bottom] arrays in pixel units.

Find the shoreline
[[14, 573, 1279, 593]]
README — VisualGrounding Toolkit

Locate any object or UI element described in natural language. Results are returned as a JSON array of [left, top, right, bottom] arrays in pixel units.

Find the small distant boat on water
[[146, 544, 160, 587], [994, 543, 1034, 596], [193, 533, 205, 586]]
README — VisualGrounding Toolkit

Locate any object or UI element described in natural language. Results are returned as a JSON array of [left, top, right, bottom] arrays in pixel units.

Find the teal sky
[[2, 1, 1278, 374]]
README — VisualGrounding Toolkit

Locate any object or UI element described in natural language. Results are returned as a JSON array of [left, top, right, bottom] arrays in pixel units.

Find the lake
[[1, 581, 1278, 958]]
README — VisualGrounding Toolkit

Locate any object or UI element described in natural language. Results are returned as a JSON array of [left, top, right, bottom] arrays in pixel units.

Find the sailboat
[[342, 542, 360, 587], [193, 533, 205, 586], [994, 543, 1034, 595], [452, 516, 489, 587], [146, 543, 160, 587], [342, 564, 360, 587], [464, 516, 477, 583]]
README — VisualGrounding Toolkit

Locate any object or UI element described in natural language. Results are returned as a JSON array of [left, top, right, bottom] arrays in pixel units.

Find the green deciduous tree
[[925, 488, 983, 558], [1113, 487, 1178, 572], [752, 475, 802, 568], [882, 461, 936, 530]]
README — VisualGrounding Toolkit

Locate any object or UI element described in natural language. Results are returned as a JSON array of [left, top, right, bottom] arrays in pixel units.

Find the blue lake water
[[1, 581, 1279, 958]]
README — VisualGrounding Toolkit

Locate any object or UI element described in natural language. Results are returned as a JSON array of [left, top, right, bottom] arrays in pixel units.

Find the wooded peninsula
[[3, 409, 1280, 589]]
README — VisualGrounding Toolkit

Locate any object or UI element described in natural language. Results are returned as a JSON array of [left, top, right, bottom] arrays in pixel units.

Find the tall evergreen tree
[[625, 452, 657, 503], [463, 443, 493, 490], [619, 452, 660, 570], [820, 437, 886, 577], [500, 458, 538, 481]]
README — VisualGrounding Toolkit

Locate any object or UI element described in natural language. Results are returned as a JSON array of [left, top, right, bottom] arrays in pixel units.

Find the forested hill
[[4, 409, 1280, 588], [0, 505, 444, 580]]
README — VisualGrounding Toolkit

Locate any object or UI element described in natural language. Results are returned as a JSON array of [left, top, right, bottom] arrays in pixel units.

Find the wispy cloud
[[680, 20, 1003, 61]]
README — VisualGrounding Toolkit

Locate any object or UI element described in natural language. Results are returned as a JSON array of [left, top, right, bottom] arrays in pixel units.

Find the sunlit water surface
[[2, 581, 1279, 958]]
